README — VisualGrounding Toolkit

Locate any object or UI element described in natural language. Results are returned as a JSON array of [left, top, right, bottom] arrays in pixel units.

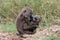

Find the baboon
[[16, 7, 41, 37], [23, 15, 41, 34], [16, 7, 33, 37]]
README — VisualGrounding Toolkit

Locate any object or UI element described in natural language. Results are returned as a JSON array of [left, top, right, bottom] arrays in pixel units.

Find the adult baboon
[[16, 7, 33, 37]]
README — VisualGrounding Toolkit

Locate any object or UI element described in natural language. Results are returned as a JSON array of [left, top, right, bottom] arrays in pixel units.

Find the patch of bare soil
[[0, 25, 60, 40], [0, 32, 23, 40]]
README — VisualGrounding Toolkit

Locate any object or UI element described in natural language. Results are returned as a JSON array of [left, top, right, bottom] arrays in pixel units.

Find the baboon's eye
[[24, 10, 26, 13]]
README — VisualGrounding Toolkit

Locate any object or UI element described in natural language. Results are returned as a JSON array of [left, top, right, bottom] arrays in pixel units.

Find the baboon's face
[[33, 15, 40, 25]]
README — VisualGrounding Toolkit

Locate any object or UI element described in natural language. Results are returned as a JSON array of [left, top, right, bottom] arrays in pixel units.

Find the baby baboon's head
[[33, 15, 41, 25]]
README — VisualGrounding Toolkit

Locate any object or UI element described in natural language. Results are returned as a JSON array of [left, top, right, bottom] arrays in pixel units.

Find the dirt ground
[[0, 25, 60, 40]]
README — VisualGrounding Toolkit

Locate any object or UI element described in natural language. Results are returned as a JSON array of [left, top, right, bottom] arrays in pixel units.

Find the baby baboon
[[23, 15, 41, 34], [16, 7, 33, 37]]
